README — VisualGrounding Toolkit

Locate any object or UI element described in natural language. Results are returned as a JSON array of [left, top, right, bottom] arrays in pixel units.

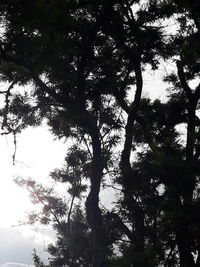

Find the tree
[[1, 0, 200, 266]]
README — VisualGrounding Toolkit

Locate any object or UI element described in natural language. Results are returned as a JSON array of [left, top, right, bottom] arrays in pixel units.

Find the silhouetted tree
[[1, 1, 200, 266]]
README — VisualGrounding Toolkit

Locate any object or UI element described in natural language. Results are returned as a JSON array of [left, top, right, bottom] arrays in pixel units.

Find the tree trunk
[[176, 226, 195, 267], [86, 130, 105, 267], [175, 192, 195, 267]]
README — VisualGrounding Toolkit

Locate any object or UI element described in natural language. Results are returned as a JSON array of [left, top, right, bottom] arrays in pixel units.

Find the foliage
[[1, 0, 200, 266]]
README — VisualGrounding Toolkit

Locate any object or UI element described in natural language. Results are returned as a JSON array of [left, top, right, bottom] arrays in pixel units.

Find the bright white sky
[[0, 126, 67, 265]]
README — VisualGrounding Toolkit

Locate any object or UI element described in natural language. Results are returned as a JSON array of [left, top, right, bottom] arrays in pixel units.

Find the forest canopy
[[0, 0, 200, 266]]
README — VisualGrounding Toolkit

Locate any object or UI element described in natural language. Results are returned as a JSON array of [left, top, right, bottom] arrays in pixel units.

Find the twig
[[12, 131, 17, 165]]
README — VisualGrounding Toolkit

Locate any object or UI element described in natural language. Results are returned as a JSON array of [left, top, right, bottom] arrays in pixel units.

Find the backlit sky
[[0, 126, 67, 265]]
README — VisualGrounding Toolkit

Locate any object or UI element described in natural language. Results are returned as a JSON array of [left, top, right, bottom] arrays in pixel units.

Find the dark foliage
[[1, 0, 200, 266]]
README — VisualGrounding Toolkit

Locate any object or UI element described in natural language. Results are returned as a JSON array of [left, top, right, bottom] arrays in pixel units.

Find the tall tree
[[1, 0, 200, 266]]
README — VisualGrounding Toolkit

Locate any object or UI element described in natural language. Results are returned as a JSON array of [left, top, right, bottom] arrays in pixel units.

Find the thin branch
[[177, 60, 193, 101], [136, 114, 159, 153], [81, 134, 93, 159], [1, 80, 17, 130], [100, 204, 135, 242], [103, 184, 122, 192], [114, 67, 131, 113], [30, 187, 67, 236], [0, 45, 69, 108], [12, 131, 17, 165], [121, 60, 143, 169], [31, 73, 69, 107], [67, 194, 76, 232]]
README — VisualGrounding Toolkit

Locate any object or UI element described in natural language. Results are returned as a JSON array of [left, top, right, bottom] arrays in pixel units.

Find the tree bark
[[76, 55, 106, 266], [120, 60, 145, 265], [176, 227, 195, 267], [85, 129, 105, 267]]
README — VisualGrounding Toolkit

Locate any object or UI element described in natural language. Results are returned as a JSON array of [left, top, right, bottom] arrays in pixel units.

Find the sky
[[0, 126, 67, 266]]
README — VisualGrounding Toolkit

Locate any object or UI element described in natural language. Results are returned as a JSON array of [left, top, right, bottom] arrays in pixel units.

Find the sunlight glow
[[0, 126, 67, 227]]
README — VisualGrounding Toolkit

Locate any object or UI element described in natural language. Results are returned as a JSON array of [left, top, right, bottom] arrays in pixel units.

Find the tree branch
[[121, 60, 143, 169], [177, 60, 193, 101]]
